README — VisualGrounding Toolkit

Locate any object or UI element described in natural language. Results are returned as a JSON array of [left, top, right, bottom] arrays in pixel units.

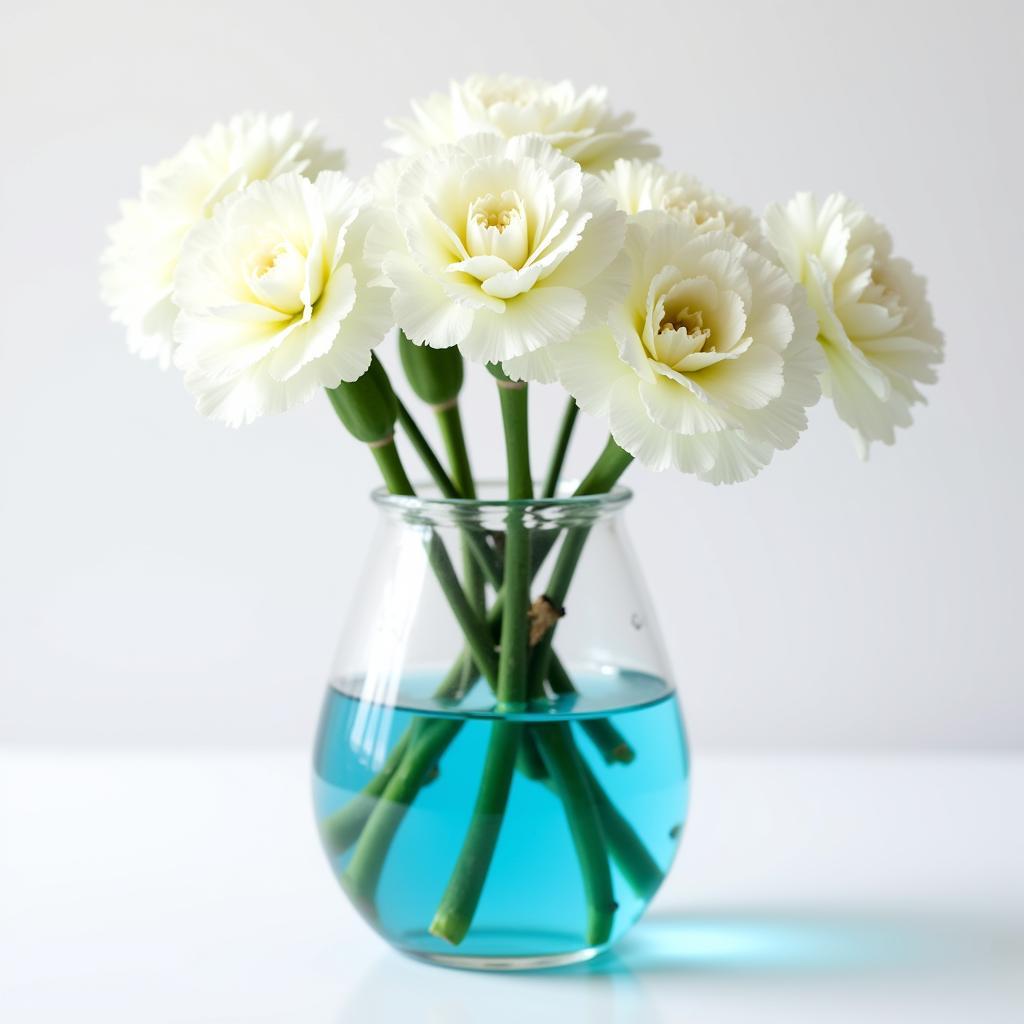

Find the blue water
[[313, 671, 689, 963]]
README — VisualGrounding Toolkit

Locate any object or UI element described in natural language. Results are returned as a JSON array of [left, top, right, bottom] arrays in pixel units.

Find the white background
[[1, 0, 1021, 751]]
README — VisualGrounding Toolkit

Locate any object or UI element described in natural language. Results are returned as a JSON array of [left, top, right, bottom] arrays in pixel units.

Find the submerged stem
[[319, 730, 413, 854], [577, 753, 665, 902], [342, 718, 462, 913], [536, 723, 617, 946], [427, 722, 520, 944]]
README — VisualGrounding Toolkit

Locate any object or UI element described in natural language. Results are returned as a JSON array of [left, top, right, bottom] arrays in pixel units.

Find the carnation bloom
[[387, 74, 658, 172], [367, 134, 627, 380], [101, 113, 343, 368], [172, 172, 391, 427], [601, 159, 765, 251], [763, 193, 943, 455], [554, 212, 823, 484]]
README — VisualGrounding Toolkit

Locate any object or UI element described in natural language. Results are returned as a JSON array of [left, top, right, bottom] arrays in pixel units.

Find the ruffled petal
[[607, 376, 676, 471], [458, 285, 586, 363], [553, 327, 631, 415], [639, 373, 735, 434], [692, 342, 785, 411], [386, 256, 475, 349], [265, 263, 356, 382]]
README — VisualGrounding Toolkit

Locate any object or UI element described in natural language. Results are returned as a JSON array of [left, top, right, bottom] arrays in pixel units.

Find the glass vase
[[312, 483, 689, 970]]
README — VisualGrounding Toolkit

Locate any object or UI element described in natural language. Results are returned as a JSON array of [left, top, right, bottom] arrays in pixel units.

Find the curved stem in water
[[427, 722, 520, 944], [342, 718, 462, 915], [536, 722, 617, 946]]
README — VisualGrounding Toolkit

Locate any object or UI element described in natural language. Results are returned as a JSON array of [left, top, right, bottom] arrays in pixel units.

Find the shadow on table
[[337, 906, 1022, 1024], [554, 906, 1024, 980]]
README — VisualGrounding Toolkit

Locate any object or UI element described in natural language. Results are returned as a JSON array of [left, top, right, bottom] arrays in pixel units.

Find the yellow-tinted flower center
[[246, 240, 309, 315], [660, 303, 708, 344], [466, 191, 529, 268], [475, 206, 513, 231], [648, 285, 715, 365], [641, 269, 748, 373]]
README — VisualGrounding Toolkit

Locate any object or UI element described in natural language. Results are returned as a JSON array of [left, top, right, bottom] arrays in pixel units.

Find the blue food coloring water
[[313, 670, 688, 964]]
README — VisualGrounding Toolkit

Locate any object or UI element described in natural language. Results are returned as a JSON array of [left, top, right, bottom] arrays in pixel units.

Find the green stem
[[497, 518, 530, 707], [577, 752, 664, 902], [516, 728, 550, 780], [576, 435, 634, 498], [371, 439, 497, 689], [435, 400, 485, 694], [548, 657, 635, 765], [542, 397, 579, 498], [429, 529, 559, 704], [394, 398, 460, 498], [342, 718, 462, 914], [527, 437, 634, 697], [429, 380, 533, 945], [427, 722, 519, 944], [319, 730, 413, 854], [369, 436, 415, 496], [495, 381, 533, 707], [525, 530, 587, 698], [433, 648, 632, 764], [427, 534, 498, 690], [536, 723, 617, 946], [395, 400, 503, 592], [435, 402, 475, 499], [497, 383, 533, 499], [581, 720, 636, 765]]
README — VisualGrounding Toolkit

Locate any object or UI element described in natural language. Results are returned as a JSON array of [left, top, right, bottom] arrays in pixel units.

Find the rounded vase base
[[402, 943, 604, 973]]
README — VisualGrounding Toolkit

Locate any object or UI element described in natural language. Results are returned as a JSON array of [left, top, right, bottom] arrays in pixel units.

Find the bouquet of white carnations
[[101, 76, 943, 969]]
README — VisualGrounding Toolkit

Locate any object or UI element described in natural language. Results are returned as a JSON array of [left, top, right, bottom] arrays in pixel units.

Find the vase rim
[[371, 480, 633, 516]]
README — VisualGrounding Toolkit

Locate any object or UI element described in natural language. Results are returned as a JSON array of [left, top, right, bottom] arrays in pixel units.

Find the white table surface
[[2, 749, 1022, 1023]]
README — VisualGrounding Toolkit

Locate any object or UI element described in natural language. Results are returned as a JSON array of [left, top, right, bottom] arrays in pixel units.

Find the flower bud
[[398, 330, 464, 407], [326, 354, 398, 445]]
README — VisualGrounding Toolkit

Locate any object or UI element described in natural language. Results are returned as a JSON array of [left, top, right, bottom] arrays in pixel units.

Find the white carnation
[[172, 172, 391, 427], [387, 74, 658, 172], [367, 134, 627, 381], [554, 213, 823, 484], [101, 113, 344, 368], [601, 159, 765, 251], [763, 193, 943, 455]]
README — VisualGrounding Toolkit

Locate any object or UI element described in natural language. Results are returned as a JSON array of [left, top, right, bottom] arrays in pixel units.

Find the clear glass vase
[[312, 483, 689, 970]]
